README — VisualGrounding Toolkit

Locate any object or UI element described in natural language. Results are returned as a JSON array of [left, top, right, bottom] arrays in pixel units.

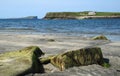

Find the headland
[[44, 11, 120, 19]]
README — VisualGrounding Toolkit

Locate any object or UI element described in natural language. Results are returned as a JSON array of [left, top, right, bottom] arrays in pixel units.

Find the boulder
[[0, 46, 45, 76], [92, 35, 108, 40], [50, 47, 104, 71]]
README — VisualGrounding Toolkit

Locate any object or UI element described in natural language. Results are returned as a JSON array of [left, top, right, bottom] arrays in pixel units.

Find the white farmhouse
[[88, 11, 96, 15]]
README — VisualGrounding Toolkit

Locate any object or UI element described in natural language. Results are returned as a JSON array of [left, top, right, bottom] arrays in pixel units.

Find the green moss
[[102, 62, 111, 68]]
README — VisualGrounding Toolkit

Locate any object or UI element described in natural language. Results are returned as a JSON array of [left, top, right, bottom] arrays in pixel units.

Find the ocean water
[[0, 18, 120, 41]]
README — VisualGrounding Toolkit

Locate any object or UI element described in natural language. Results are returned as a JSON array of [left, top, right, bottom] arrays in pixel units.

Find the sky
[[0, 0, 120, 18]]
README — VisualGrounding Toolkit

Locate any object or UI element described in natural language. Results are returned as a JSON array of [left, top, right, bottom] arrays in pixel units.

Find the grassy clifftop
[[44, 11, 120, 19]]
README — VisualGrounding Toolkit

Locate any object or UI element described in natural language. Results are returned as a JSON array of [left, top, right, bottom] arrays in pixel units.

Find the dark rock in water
[[47, 39, 55, 42], [92, 35, 108, 40], [50, 47, 104, 71], [0, 46, 45, 76]]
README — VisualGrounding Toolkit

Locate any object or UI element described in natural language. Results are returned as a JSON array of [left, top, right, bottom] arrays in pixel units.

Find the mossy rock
[[50, 47, 104, 71], [92, 35, 108, 40], [47, 39, 55, 42], [0, 46, 45, 76]]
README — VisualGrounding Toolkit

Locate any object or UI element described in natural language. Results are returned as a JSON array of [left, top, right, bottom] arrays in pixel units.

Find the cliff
[[44, 12, 120, 19]]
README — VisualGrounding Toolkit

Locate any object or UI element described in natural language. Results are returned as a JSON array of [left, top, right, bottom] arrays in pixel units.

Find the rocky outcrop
[[50, 47, 104, 71], [40, 47, 109, 71], [0, 46, 44, 76], [92, 35, 108, 40], [0, 46, 110, 75]]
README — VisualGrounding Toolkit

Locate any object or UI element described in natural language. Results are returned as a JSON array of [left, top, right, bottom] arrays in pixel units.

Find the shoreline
[[0, 32, 120, 41], [0, 33, 120, 56], [0, 33, 120, 76], [44, 16, 120, 19], [0, 33, 89, 52]]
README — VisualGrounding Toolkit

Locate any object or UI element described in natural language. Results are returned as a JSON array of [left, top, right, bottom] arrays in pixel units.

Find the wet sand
[[0, 33, 120, 76]]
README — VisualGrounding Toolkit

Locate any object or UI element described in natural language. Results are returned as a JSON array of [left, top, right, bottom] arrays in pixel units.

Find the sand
[[0, 33, 120, 76]]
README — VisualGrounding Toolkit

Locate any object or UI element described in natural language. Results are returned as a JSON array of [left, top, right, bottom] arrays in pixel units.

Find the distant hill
[[5, 16, 38, 19], [44, 11, 120, 19], [21, 16, 38, 19]]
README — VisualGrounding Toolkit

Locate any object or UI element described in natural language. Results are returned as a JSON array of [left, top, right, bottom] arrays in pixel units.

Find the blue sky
[[0, 0, 120, 18]]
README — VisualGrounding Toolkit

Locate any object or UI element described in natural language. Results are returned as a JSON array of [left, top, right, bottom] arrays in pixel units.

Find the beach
[[0, 0, 120, 76], [0, 33, 120, 76]]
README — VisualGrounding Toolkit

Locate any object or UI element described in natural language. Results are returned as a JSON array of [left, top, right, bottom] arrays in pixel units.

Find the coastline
[[0, 33, 120, 75], [76, 16, 120, 19], [44, 16, 120, 19], [44, 12, 120, 19]]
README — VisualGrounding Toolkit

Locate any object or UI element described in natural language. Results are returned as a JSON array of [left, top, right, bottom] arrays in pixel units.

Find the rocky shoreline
[[76, 16, 120, 19], [44, 15, 120, 19], [43, 16, 120, 20], [0, 34, 120, 76]]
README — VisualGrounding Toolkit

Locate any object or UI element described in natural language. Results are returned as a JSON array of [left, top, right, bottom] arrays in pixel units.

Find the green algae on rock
[[40, 55, 55, 64], [102, 62, 111, 68], [50, 47, 104, 71], [0, 46, 45, 76], [92, 35, 108, 40]]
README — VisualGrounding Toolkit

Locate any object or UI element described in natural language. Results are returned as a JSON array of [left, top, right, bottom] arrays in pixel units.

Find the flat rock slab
[[0, 46, 44, 76]]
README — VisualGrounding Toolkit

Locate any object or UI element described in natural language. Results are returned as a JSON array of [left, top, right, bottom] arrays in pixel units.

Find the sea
[[0, 18, 120, 41]]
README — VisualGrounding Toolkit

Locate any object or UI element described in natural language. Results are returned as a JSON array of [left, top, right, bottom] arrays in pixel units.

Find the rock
[[92, 35, 108, 40], [47, 39, 55, 42], [0, 46, 45, 76], [50, 47, 104, 71], [40, 55, 55, 64]]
